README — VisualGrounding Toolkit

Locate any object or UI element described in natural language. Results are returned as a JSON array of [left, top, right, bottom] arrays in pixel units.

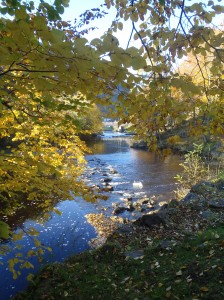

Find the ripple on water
[[1, 135, 182, 299]]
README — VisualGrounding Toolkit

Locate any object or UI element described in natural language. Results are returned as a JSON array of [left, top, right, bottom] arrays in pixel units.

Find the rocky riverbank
[[82, 156, 171, 219], [80, 153, 224, 248], [15, 179, 224, 300], [107, 179, 224, 247], [85, 179, 224, 251], [12, 138, 224, 299]]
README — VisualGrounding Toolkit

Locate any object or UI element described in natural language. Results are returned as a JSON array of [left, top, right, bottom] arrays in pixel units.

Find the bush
[[174, 144, 215, 199]]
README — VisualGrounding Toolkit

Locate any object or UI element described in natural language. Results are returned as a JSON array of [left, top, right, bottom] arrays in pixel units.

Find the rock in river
[[113, 206, 126, 215], [101, 177, 112, 183], [101, 185, 114, 192]]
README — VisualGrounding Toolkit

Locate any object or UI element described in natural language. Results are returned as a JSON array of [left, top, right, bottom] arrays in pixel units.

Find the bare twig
[[175, 0, 185, 36], [132, 22, 154, 68], [126, 24, 134, 49]]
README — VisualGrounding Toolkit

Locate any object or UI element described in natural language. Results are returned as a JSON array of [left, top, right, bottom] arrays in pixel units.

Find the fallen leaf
[[186, 277, 192, 283], [155, 261, 160, 267], [181, 265, 187, 269], [200, 286, 209, 292], [166, 291, 171, 298], [175, 279, 182, 283], [121, 277, 130, 284], [64, 291, 68, 297], [176, 270, 182, 276]]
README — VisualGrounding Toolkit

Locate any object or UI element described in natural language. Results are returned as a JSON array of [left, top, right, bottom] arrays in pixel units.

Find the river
[[0, 133, 183, 299]]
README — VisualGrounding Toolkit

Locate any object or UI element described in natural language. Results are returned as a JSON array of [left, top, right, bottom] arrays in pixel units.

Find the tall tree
[[102, 0, 224, 146], [0, 0, 130, 229]]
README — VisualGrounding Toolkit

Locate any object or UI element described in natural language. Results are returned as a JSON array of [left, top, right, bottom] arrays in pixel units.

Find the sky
[[61, 0, 224, 49], [62, 0, 135, 47], [64, 0, 106, 19]]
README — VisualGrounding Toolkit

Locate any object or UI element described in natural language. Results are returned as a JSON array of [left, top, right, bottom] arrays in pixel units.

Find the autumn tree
[[177, 46, 224, 142], [0, 0, 129, 238], [0, 0, 126, 276], [104, 0, 224, 147]]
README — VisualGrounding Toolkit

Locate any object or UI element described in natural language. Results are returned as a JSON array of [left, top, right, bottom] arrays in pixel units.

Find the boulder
[[126, 204, 135, 212], [110, 168, 118, 174], [134, 198, 150, 206], [209, 199, 224, 209], [191, 181, 215, 195], [125, 249, 144, 259], [113, 206, 126, 215], [101, 185, 114, 192], [159, 203, 168, 210], [159, 240, 173, 250], [134, 212, 166, 228], [123, 197, 133, 202], [215, 179, 224, 190], [101, 177, 112, 183], [182, 192, 201, 204], [168, 199, 179, 207], [201, 210, 218, 220], [116, 224, 133, 234], [182, 180, 224, 209]]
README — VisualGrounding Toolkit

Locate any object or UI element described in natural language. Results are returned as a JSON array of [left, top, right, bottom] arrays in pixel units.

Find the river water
[[0, 133, 182, 299]]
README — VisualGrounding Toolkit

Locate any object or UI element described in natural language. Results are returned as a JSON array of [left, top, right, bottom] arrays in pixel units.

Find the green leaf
[[212, 5, 224, 13], [54, 208, 62, 215], [61, 0, 70, 7], [27, 273, 34, 281], [131, 57, 146, 70], [0, 221, 10, 239], [159, 0, 165, 5]]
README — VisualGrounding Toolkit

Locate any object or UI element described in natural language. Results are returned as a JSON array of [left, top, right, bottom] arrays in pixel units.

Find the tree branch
[[0, 61, 16, 77], [132, 22, 154, 68], [126, 24, 134, 49], [180, 21, 209, 98], [175, 0, 185, 36]]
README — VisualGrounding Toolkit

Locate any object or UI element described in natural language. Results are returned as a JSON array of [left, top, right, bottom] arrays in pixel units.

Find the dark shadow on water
[[1, 133, 183, 299]]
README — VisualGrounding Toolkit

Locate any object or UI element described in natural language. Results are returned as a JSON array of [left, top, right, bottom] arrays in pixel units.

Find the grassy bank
[[15, 225, 224, 300], [15, 195, 224, 300]]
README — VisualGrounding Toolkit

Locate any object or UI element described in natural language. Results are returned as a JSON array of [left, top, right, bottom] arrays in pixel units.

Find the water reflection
[[88, 138, 131, 155], [1, 133, 183, 299], [88, 136, 183, 197], [0, 200, 97, 300]]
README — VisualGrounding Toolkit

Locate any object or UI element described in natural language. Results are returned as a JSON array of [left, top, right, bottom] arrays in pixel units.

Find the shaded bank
[[14, 180, 224, 300]]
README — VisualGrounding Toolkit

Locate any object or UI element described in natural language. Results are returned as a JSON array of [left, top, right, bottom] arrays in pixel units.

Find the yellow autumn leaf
[[200, 286, 209, 292], [27, 273, 34, 281], [176, 270, 183, 276], [54, 208, 62, 216]]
